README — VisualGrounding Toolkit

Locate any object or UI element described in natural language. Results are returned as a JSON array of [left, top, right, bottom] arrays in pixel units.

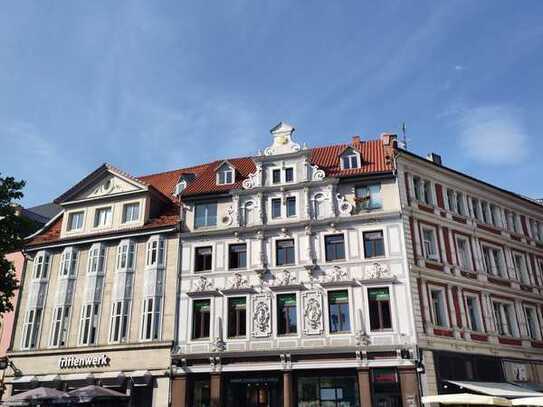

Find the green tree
[[0, 175, 35, 315]]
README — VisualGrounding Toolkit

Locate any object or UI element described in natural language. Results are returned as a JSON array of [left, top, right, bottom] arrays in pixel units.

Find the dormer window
[[340, 148, 360, 169], [217, 163, 235, 185]]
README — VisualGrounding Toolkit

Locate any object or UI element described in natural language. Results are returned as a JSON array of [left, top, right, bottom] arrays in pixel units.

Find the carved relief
[[365, 263, 393, 280], [325, 266, 349, 282], [193, 276, 214, 291], [221, 206, 235, 226], [90, 178, 117, 197], [275, 269, 296, 286], [252, 294, 272, 338], [311, 164, 325, 181], [303, 291, 323, 335], [242, 167, 262, 190], [262, 122, 303, 156], [229, 272, 249, 289], [336, 193, 354, 216]]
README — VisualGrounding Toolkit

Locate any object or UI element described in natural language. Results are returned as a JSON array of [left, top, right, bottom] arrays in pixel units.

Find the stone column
[[283, 371, 294, 407], [357, 368, 372, 407], [171, 376, 189, 407], [210, 373, 222, 407], [399, 367, 419, 407]]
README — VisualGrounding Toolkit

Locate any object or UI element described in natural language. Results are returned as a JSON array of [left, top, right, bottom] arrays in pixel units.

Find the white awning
[[447, 381, 543, 398], [38, 374, 61, 382], [6, 376, 37, 384], [512, 397, 543, 406], [62, 373, 94, 381], [422, 393, 512, 406]]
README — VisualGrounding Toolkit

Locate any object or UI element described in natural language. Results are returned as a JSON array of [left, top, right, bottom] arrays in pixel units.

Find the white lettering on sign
[[58, 354, 109, 369]]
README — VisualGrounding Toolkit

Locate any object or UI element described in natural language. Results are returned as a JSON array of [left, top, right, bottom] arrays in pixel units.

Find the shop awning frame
[[446, 381, 543, 398], [512, 397, 543, 406], [422, 393, 512, 406]]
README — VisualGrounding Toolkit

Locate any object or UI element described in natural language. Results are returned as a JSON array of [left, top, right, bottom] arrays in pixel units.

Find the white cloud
[[456, 105, 529, 165]]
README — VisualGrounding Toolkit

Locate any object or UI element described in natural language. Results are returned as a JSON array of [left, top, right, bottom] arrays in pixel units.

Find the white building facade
[[171, 125, 419, 407]]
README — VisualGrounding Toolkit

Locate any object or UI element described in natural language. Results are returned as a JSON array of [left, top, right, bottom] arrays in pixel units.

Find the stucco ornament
[[229, 272, 249, 289], [326, 266, 349, 282], [302, 291, 323, 335], [252, 294, 272, 337], [263, 122, 302, 156], [275, 269, 296, 286], [212, 337, 226, 353], [336, 193, 354, 216], [90, 177, 118, 197], [193, 276, 214, 292], [355, 330, 371, 347], [221, 206, 235, 226], [311, 164, 326, 181], [242, 167, 262, 190], [365, 263, 393, 280]]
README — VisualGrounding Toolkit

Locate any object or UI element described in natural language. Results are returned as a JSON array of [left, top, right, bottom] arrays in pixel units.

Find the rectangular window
[[286, 196, 296, 217], [368, 288, 392, 331], [116, 241, 135, 270], [465, 296, 482, 332], [50, 305, 70, 347], [447, 190, 455, 213], [94, 207, 112, 228], [146, 238, 165, 267], [195, 246, 213, 272], [285, 167, 294, 183], [471, 198, 481, 220], [195, 203, 217, 228], [60, 249, 78, 277], [493, 302, 515, 337], [227, 297, 246, 338], [33, 252, 50, 279], [141, 297, 161, 341], [272, 169, 281, 184], [413, 176, 422, 201], [297, 375, 359, 406], [110, 300, 130, 343], [342, 153, 359, 169], [277, 294, 297, 335], [328, 290, 350, 333], [456, 192, 466, 216], [456, 237, 471, 269], [218, 168, 234, 185], [192, 300, 210, 339], [271, 198, 282, 219], [513, 253, 529, 284], [423, 181, 433, 205], [363, 231, 385, 258], [430, 289, 448, 327], [22, 308, 42, 349], [422, 228, 439, 261], [481, 201, 490, 224], [122, 202, 140, 223], [482, 246, 505, 277], [525, 307, 539, 340], [79, 303, 100, 345], [67, 211, 84, 231], [325, 234, 345, 262], [355, 184, 382, 210], [276, 239, 295, 266], [228, 244, 247, 269]]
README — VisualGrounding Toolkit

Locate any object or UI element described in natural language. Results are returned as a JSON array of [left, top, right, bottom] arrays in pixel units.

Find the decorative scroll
[[302, 291, 324, 335], [311, 164, 325, 181], [336, 193, 353, 216], [252, 294, 272, 338]]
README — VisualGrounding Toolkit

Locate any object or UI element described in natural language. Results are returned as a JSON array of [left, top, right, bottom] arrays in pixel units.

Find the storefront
[[4, 343, 171, 406]]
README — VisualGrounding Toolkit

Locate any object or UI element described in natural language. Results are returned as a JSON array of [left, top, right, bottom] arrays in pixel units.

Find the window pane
[[285, 168, 294, 182], [229, 244, 247, 269], [272, 169, 281, 184], [325, 234, 345, 261], [276, 240, 295, 266], [364, 231, 384, 258], [286, 197, 296, 217], [193, 300, 210, 339], [271, 198, 281, 218], [195, 247, 213, 272]]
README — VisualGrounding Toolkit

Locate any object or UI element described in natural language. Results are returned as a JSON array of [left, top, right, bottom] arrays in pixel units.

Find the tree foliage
[[0, 175, 35, 314]]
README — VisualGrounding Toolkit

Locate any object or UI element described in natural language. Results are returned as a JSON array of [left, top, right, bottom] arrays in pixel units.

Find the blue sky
[[1, 1, 542, 207]]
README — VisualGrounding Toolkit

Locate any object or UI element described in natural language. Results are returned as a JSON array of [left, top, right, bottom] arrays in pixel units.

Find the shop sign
[[58, 354, 110, 369]]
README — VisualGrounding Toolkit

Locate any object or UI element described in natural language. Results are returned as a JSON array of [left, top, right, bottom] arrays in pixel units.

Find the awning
[[126, 370, 153, 387], [447, 381, 543, 398], [7, 376, 38, 384], [38, 374, 61, 383], [422, 393, 512, 406], [512, 397, 543, 406]]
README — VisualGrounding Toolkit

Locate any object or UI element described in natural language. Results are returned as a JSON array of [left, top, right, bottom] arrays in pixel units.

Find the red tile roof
[[27, 137, 393, 247]]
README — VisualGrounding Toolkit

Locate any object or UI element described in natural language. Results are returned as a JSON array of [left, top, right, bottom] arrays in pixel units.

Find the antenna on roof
[[399, 122, 408, 149]]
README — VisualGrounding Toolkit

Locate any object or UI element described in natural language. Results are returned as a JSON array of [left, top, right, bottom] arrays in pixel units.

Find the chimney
[[426, 153, 442, 166], [381, 133, 397, 146], [352, 135, 361, 144]]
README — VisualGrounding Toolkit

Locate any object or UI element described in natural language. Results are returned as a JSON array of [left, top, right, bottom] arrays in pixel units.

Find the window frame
[[275, 239, 296, 267], [194, 246, 213, 272], [146, 236, 166, 268], [512, 251, 530, 285], [49, 304, 71, 348], [122, 202, 141, 224], [93, 206, 113, 228], [481, 244, 506, 278], [109, 299, 131, 343], [286, 196, 297, 218], [327, 289, 351, 334], [78, 302, 100, 346], [492, 300, 518, 337], [421, 226, 440, 262], [66, 210, 85, 232], [21, 308, 43, 350], [363, 230, 385, 259], [524, 305, 541, 340], [340, 149, 360, 170], [140, 296, 162, 341], [276, 293, 298, 336], [429, 286, 449, 328], [455, 235, 472, 270], [464, 294, 483, 333], [270, 197, 282, 219], [194, 202, 218, 229], [192, 299, 211, 340], [228, 243, 247, 270], [32, 251, 51, 280], [355, 183, 383, 211], [227, 296, 248, 339], [367, 286, 393, 332], [324, 234, 346, 262], [216, 164, 235, 185]]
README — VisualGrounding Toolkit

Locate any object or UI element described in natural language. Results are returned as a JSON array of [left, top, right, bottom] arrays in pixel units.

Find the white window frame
[[59, 247, 78, 278], [269, 196, 283, 220], [421, 226, 439, 262], [285, 195, 297, 218], [216, 164, 235, 185], [116, 239, 136, 271], [429, 286, 449, 328], [109, 299, 131, 343], [194, 202, 218, 229], [364, 284, 395, 334], [78, 302, 100, 346], [122, 201, 140, 224], [242, 200, 256, 226], [93, 206, 113, 228], [273, 291, 301, 339], [325, 288, 353, 335], [524, 305, 541, 340], [492, 301, 518, 337], [455, 236, 472, 270], [21, 308, 43, 350], [140, 296, 162, 341], [32, 251, 51, 280], [481, 244, 505, 278], [464, 294, 483, 332], [311, 193, 327, 220], [224, 295, 249, 340], [49, 304, 71, 348], [340, 149, 360, 170], [87, 243, 106, 275], [66, 210, 85, 232], [273, 237, 298, 267], [146, 235, 166, 268], [512, 251, 530, 285]]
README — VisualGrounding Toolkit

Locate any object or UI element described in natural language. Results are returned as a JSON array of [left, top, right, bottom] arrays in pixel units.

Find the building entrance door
[[224, 374, 282, 407]]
